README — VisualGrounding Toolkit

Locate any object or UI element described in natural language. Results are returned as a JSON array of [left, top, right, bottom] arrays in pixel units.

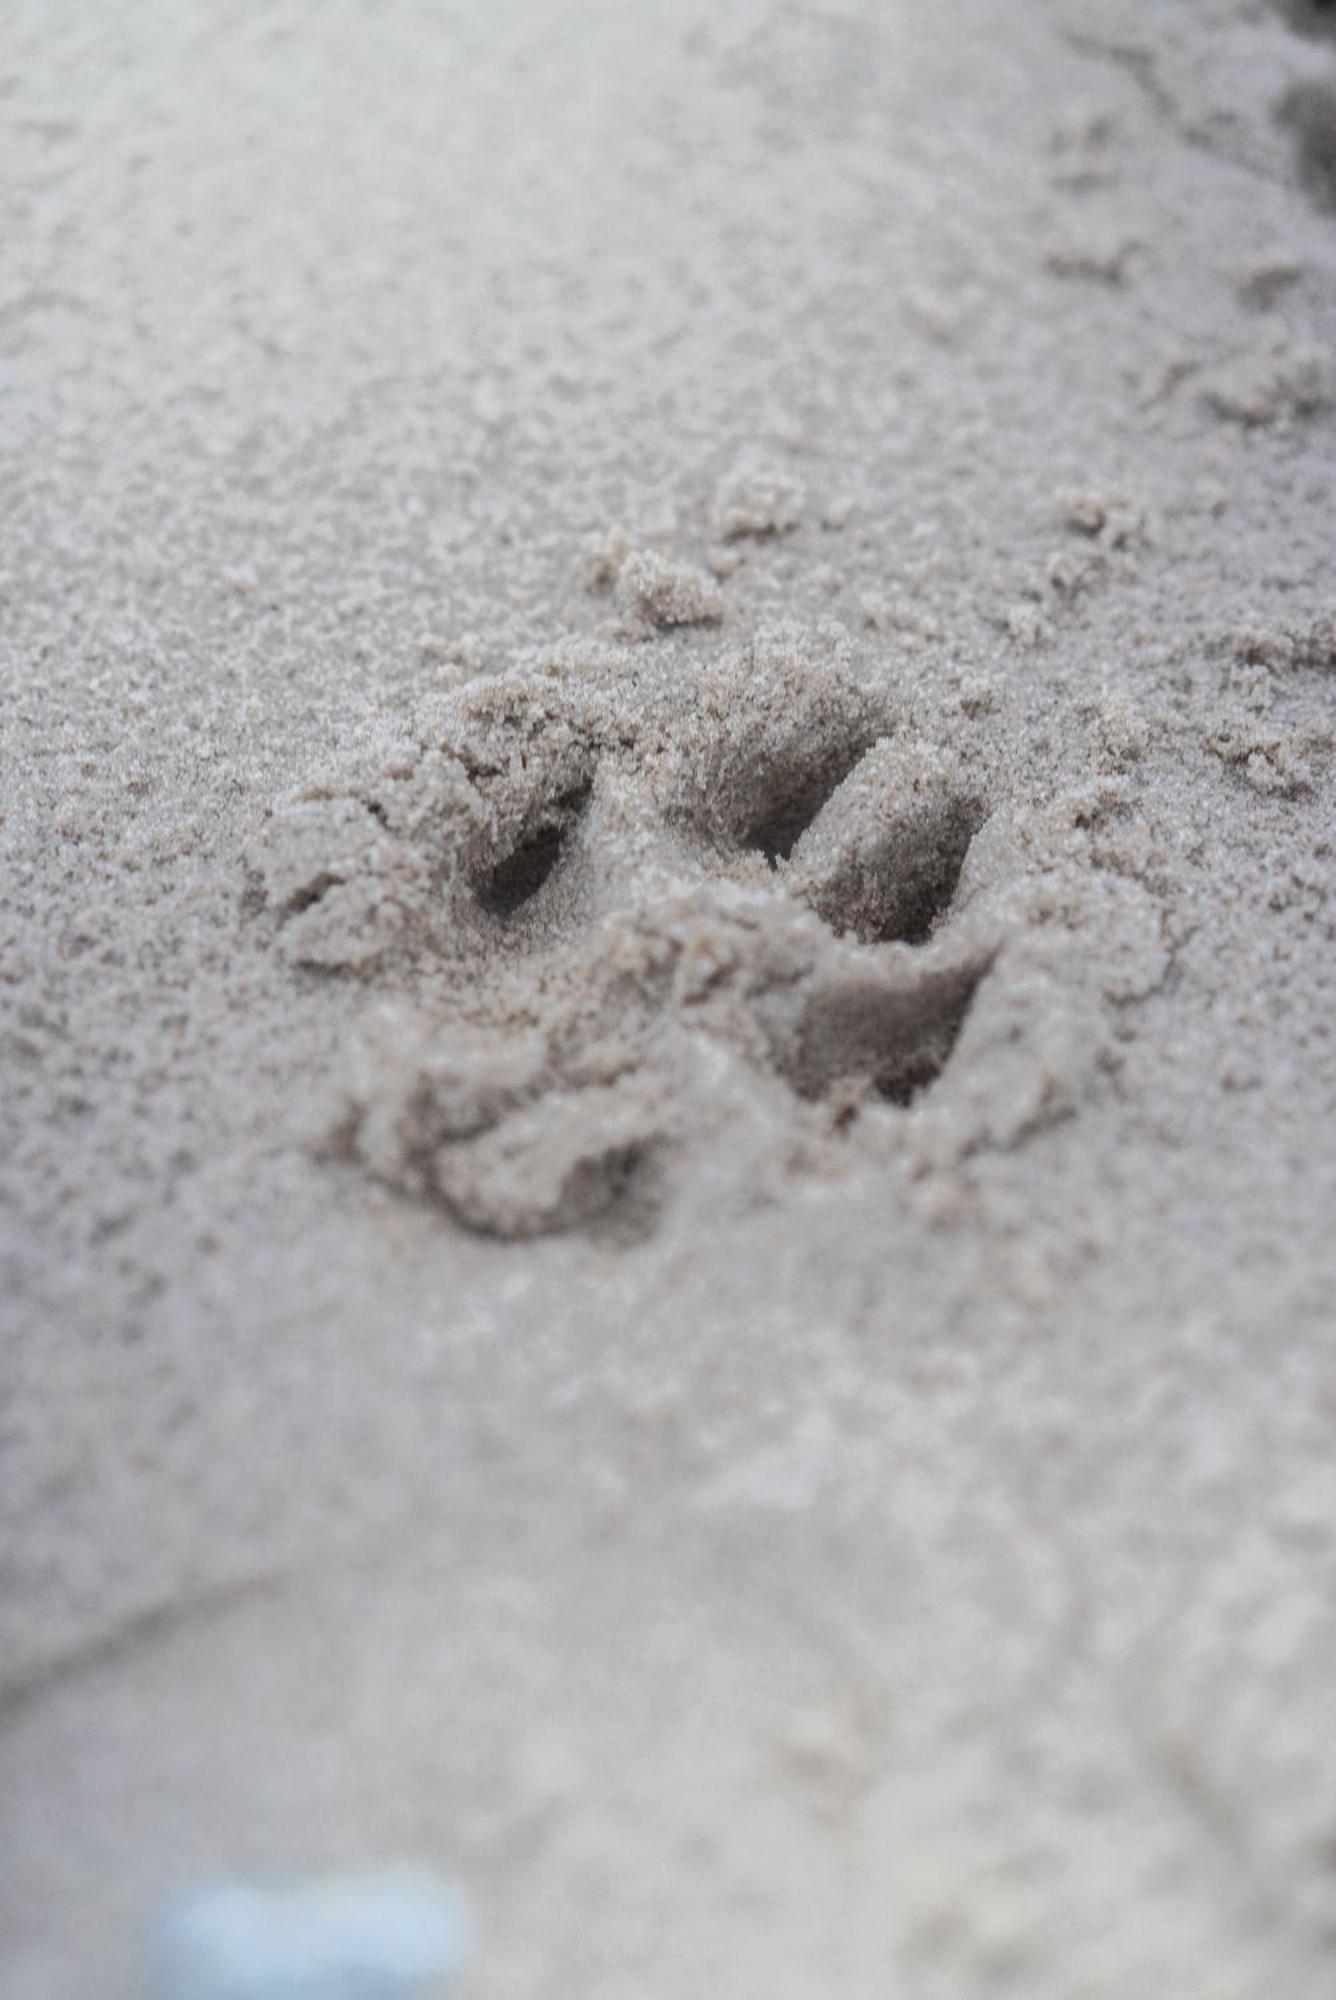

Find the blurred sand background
[[4, 2, 1336, 1994]]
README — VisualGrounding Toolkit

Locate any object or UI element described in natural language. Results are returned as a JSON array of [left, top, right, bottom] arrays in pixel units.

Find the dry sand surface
[[4, 1, 1336, 1993]]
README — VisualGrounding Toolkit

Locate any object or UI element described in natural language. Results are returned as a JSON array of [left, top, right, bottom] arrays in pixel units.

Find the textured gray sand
[[4, 2, 1336, 1994]]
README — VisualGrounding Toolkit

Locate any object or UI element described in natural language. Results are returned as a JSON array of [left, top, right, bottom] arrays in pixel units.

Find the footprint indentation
[[780, 955, 991, 1108], [251, 639, 1009, 1241], [785, 738, 984, 947], [476, 779, 592, 920], [737, 738, 874, 866]]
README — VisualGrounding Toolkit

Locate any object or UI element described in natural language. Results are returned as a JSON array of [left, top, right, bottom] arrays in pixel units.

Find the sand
[[4, 1, 1336, 1993]]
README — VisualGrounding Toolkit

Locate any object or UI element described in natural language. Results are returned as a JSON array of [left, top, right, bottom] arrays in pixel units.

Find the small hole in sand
[[477, 780, 592, 919], [579, 1140, 668, 1246], [1277, 0, 1336, 38], [872, 1046, 963, 1109], [865, 974, 985, 1107], [783, 956, 988, 1111], [810, 797, 984, 948], [1282, 79, 1336, 208], [738, 742, 871, 865], [879, 810, 980, 946]]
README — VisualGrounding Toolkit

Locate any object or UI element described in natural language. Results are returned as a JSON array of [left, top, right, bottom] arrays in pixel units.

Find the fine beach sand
[[4, 2, 1336, 1993]]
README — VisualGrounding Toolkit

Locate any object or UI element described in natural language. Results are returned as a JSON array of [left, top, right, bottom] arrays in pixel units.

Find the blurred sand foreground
[[4, 3, 1336, 1994]]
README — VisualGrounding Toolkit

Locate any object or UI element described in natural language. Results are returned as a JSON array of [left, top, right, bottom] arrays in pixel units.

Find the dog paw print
[[247, 631, 1165, 1240]]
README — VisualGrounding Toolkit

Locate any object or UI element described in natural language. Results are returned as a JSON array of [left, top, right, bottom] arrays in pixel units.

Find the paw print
[[247, 629, 1166, 1240]]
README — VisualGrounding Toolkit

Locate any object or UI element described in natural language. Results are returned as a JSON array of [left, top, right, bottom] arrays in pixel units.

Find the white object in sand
[[148, 1870, 470, 2000]]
